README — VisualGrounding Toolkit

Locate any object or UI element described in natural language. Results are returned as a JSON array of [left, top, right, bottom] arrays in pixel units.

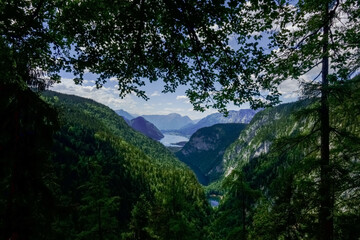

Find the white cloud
[[151, 91, 161, 97], [176, 95, 190, 103], [51, 78, 137, 110], [278, 79, 301, 100], [176, 95, 188, 100]]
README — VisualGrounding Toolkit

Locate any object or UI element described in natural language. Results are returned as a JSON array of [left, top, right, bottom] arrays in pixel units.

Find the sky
[[50, 5, 304, 120], [48, 1, 358, 120], [51, 71, 301, 120]]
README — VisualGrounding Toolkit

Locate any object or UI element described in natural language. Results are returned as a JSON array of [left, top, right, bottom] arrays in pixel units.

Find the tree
[[2, 1, 359, 238], [249, 1, 360, 239], [0, 85, 59, 239], [52, 0, 283, 112], [219, 168, 260, 240], [77, 158, 120, 240], [2, 0, 282, 112]]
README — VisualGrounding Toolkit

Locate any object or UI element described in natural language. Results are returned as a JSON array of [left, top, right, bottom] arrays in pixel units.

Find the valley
[[113, 78, 360, 239], [3, 1, 359, 239], [2, 82, 360, 239]]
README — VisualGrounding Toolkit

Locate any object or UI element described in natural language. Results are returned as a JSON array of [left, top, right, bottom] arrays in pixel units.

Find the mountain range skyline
[[51, 70, 301, 120]]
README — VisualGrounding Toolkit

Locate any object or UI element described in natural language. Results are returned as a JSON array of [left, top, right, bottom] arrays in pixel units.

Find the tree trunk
[[318, 3, 334, 240], [98, 204, 103, 240]]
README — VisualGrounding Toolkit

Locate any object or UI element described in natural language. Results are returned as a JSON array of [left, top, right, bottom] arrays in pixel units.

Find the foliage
[[41, 91, 211, 240], [0, 84, 59, 239], [257, 1, 360, 238], [216, 77, 360, 239], [1, 0, 360, 239]]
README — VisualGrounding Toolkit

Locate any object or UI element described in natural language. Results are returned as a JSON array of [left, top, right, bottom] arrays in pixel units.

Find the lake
[[208, 195, 221, 208], [209, 199, 220, 207], [160, 134, 189, 147]]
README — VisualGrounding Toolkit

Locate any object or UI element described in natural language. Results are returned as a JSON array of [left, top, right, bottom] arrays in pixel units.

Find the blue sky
[[50, 1, 358, 120], [51, 70, 301, 119], [50, 7, 304, 120]]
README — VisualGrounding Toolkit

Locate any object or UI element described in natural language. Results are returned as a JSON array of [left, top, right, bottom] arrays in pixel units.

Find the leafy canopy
[[2, 0, 286, 113]]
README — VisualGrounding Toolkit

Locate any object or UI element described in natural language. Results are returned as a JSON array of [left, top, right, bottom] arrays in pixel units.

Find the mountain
[[214, 81, 360, 239], [115, 109, 135, 120], [222, 101, 314, 176], [210, 100, 315, 238], [32, 91, 211, 239], [130, 116, 164, 140], [142, 113, 194, 130], [178, 109, 259, 137], [115, 110, 163, 140], [176, 123, 247, 185]]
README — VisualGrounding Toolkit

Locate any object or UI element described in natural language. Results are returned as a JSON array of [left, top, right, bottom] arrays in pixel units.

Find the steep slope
[[130, 116, 164, 140], [142, 113, 194, 130], [44, 91, 177, 165], [223, 101, 311, 175], [36, 91, 211, 239], [179, 109, 258, 136], [214, 82, 360, 239], [176, 123, 247, 185]]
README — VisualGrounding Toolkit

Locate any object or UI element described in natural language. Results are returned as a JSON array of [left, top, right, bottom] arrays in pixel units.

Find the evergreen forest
[[1, 0, 359, 239]]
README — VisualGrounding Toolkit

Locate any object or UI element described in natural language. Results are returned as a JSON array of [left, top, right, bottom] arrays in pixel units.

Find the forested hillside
[[2, 0, 359, 239], [1, 91, 211, 239], [176, 123, 247, 185], [211, 77, 360, 239]]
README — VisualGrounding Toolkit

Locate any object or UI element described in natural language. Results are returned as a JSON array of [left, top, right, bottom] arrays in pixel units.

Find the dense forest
[[176, 123, 247, 185], [1, 90, 211, 239], [211, 76, 360, 239], [2, 79, 359, 239], [1, 0, 359, 239]]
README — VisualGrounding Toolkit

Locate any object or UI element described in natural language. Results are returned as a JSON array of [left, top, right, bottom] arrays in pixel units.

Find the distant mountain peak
[[178, 109, 260, 137], [168, 113, 181, 116], [142, 113, 194, 131], [130, 116, 164, 141]]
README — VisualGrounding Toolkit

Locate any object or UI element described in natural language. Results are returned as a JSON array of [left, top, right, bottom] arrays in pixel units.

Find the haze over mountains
[[115, 109, 136, 120], [142, 113, 193, 130], [130, 117, 164, 141], [115, 108, 260, 137], [177, 109, 259, 136]]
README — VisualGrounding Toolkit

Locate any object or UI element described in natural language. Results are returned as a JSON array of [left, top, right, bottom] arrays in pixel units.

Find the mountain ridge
[[176, 123, 247, 185], [177, 109, 259, 137], [142, 113, 194, 130], [130, 116, 164, 140]]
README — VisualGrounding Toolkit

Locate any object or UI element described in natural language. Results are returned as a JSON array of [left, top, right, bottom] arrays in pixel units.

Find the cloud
[[176, 95, 190, 103], [151, 91, 161, 97], [176, 95, 188, 100], [50, 78, 137, 110], [278, 79, 301, 100], [109, 77, 118, 82]]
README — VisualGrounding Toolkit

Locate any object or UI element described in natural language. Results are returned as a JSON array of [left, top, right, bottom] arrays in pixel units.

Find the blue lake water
[[160, 134, 189, 147], [209, 199, 220, 207]]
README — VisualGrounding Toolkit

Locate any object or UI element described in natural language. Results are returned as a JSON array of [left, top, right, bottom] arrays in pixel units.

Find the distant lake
[[208, 195, 221, 208], [160, 134, 189, 147], [209, 199, 219, 207]]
